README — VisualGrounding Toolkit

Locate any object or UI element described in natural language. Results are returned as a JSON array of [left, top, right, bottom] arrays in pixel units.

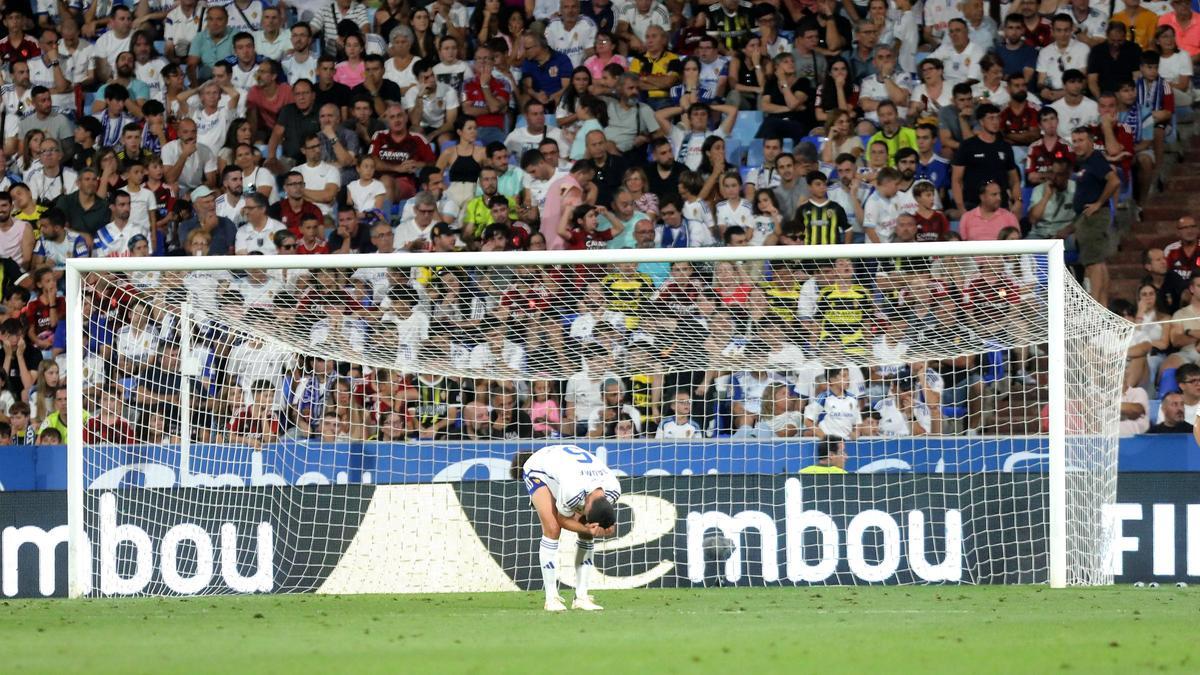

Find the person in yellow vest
[[799, 435, 849, 474]]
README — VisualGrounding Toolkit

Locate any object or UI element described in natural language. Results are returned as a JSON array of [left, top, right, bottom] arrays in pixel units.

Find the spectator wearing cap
[[1037, 15, 1090, 103], [57, 167, 110, 239], [951, 103, 1021, 214], [177, 185, 238, 256], [1048, 69, 1099, 138], [428, 221, 459, 253]]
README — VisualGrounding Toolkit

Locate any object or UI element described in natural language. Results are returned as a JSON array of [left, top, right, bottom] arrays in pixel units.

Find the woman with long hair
[[727, 35, 768, 110], [28, 359, 59, 420], [908, 58, 950, 121], [670, 58, 717, 109], [375, 0, 412, 43], [752, 187, 785, 245], [335, 32, 367, 87], [15, 129, 44, 177], [410, 7, 438, 60], [556, 67, 593, 135], [384, 26, 419, 95], [583, 31, 625, 80], [1124, 282, 1170, 391], [218, 117, 252, 172], [696, 135, 728, 202], [567, 95, 608, 159], [233, 142, 276, 203], [470, 0, 505, 49], [1155, 25, 1194, 109], [503, 9, 528, 64], [814, 57, 860, 124], [437, 116, 488, 205], [819, 109, 864, 163], [95, 148, 121, 200]]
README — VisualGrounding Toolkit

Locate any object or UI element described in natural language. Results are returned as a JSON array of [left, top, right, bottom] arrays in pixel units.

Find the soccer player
[[522, 444, 621, 612]]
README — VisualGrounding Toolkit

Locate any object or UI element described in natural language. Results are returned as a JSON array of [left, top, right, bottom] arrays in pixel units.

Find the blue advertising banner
[[0, 434, 1191, 492]]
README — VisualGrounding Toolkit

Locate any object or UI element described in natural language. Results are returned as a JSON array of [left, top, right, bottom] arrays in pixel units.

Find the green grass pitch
[[4, 587, 1196, 673]]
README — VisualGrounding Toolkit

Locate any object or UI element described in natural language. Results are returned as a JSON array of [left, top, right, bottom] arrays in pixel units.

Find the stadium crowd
[[0, 0, 1190, 446]]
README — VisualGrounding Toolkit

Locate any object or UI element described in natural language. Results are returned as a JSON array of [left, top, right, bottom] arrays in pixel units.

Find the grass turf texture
[[4, 587, 1196, 674]]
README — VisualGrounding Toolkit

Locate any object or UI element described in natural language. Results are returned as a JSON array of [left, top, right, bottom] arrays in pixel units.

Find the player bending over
[[522, 444, 621, 612]]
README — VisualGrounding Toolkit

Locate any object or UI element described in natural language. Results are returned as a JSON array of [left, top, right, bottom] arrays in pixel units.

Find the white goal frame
[[64, 240, 1070, 597]]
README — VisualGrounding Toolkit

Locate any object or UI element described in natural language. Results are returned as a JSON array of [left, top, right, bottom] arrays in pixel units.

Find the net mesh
[[70, 249, 1130, 595]]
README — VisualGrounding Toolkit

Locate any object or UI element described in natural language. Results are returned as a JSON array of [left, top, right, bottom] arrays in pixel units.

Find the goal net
[[65, 243, 1131, 597]]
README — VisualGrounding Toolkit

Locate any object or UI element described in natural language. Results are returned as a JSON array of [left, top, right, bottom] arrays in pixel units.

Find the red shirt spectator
[[1086, 123, 1135, 176], [370, 119, 435, 200], [1165, 222, 1200, 283], [913, 210, 950, 242], [0, 28, 39, 66], [961, 272, 1021, 316], [296, 237, 330, 254], [564, 227, 612, 250], [1023, 17, 1052, 48], [1026, 138, 1074, 177], [462, 72, 511, 135], [271, 197, 323, 235], [1000, 104, 1039, 141], [246, 81, 294, 134], [23, 294, 64, 340], [84, 415, 134, 445]]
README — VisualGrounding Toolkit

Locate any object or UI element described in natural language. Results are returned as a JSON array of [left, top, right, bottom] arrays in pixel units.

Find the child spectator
[[656, 389, 703, 438], [911, 181, 949, 242], [804, 367, 863, 439]]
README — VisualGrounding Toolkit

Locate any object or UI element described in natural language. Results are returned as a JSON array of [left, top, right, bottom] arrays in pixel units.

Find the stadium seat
[[1148, 398, 1161, 425], [515, 115, 527, 129], [732, 111, 763, 139], [799, 135, 824, 151], [745, 140, 765, 167], [1020, 186, 1034, 217]]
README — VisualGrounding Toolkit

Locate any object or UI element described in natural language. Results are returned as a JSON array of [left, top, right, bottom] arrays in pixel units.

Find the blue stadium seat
[[1148, 398, 1161, 425], [732, 110, 763, 138], [799, 135, 824, 151], [745, 139, 765, 167], [1020, 186, 1034, 217], [515, 115, 527, 128]]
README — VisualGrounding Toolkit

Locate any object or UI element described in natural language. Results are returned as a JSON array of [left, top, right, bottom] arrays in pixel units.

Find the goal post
[[63, 240, 1126, 597]]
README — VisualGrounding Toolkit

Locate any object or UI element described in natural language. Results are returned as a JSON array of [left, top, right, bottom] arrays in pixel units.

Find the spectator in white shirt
[[234, 193, 287, 254]]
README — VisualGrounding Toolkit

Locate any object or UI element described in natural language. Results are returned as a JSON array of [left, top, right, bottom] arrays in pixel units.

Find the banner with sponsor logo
[[1, 436, 1194, 493], [0, 474, 1196, 598]]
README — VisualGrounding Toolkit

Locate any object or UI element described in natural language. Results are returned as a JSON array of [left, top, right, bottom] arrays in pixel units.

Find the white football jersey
[[523, 444, 622, 518], [804, 391, 862, 438], [656, 418, 702, 439], [874, 397, 932, 437]]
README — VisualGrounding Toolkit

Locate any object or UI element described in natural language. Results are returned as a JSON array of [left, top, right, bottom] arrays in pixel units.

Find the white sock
[[539, 536, 559, 602], [575, 539, 595, 598]]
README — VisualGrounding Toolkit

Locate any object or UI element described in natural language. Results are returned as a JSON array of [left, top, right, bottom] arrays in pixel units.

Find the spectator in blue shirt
[[519, 33, 573, 112]]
